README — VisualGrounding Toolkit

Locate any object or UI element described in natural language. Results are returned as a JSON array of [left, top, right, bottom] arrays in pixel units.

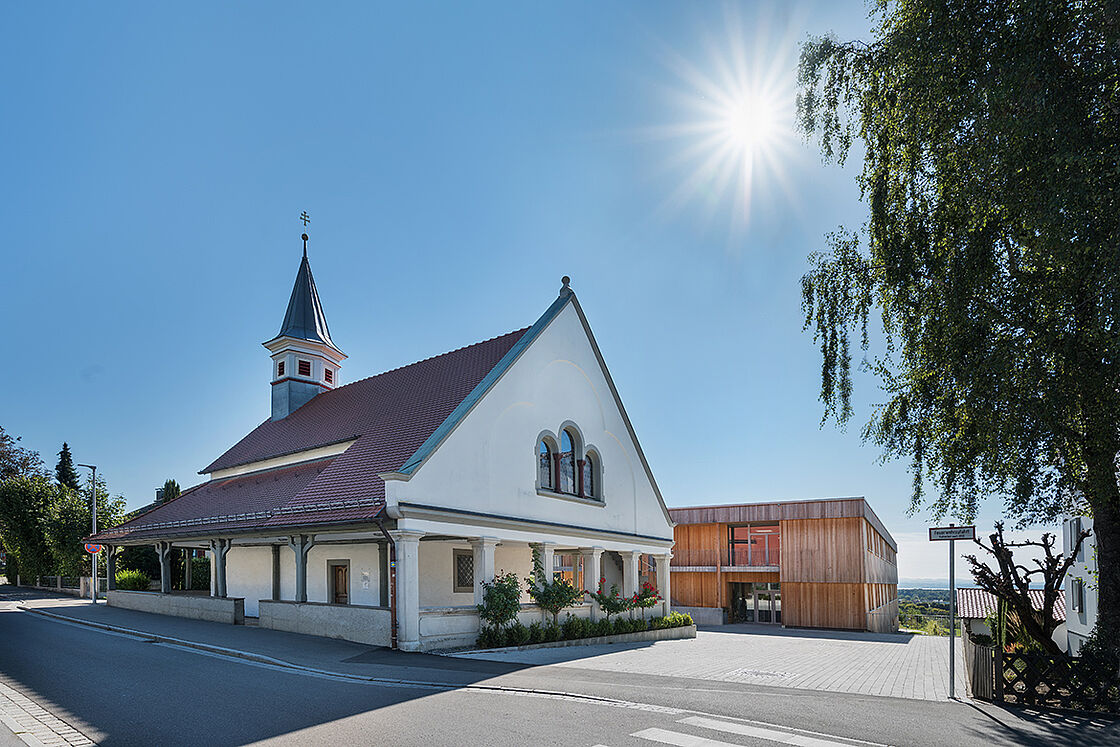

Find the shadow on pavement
[[700, 622, 917, 644]]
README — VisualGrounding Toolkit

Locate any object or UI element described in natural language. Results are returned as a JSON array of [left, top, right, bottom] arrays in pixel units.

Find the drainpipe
[[375, 519, 398, 649]]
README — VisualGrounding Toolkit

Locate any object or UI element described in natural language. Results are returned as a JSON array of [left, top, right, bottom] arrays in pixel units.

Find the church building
[[91, 234, 676, 651]]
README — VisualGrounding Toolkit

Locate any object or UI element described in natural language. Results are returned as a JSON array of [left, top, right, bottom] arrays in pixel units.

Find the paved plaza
[[453, 622, 968, 701]]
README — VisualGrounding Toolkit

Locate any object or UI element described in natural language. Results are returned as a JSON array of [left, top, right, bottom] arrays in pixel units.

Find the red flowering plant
[[586, 577, 632, 619], [630, 581, 662, 614]]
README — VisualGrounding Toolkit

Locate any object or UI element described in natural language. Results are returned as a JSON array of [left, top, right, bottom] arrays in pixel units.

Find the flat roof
[[668, 497, 897, 552]]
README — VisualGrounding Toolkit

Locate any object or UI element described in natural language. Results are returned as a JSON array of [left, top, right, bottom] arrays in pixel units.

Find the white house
[[1063, 516, 1097, 655], [92, 235, 676, 651]]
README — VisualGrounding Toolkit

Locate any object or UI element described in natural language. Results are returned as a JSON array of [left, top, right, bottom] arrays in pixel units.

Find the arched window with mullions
[[538, 439, 554, 490], [582, 451, 597, 500], [559, 429, 577, 494]]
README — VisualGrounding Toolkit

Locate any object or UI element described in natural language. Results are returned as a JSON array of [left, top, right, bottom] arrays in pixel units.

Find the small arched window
[[538, 440, 554, 490], [559, 430, 577, 495], [582, 452, 596, 499]]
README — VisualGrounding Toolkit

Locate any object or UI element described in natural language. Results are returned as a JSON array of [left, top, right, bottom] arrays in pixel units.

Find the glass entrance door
[[730, 582, 755, 622], [756, 589, 773, 623]]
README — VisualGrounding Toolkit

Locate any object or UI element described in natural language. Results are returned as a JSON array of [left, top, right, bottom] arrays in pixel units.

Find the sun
[[720, 95, 779, 155], [646, 5, 802, 230]]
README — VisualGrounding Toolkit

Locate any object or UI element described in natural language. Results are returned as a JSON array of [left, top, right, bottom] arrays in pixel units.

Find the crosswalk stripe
[[678, 716, 857, 747], [630, 727, 742, 747]]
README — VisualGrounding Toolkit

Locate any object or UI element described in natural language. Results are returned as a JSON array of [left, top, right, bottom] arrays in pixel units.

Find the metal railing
[[669, 548, 780, 568]]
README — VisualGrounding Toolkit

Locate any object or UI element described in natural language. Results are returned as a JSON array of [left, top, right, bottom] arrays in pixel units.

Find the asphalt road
[[0, 600, 1116, 746]]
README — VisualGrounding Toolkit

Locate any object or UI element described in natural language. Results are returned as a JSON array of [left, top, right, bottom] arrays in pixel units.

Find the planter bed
[[467, 623, 696, 653]]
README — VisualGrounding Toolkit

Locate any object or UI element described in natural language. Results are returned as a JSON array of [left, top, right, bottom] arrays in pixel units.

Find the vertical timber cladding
[[779, 515, 867, 629], [669, 498, 899, 630]]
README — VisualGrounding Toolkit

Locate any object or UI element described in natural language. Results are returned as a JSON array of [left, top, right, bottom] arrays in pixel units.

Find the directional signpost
[[929, 524, 975, 698]]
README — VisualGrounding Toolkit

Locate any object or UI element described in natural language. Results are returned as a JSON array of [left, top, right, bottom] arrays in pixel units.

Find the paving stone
[[454, 623, 968, 701]]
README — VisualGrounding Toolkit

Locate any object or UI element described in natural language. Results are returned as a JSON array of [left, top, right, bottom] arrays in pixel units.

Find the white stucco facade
[[106, 287, 674, 652], [1064, 516, 1097, 655]]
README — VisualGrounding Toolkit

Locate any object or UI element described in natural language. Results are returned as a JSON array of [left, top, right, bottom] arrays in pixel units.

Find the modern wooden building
[[669, 498, 898, 632]]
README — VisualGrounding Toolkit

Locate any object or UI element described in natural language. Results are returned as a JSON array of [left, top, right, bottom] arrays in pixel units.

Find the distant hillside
[[899, 588, 951, 604]]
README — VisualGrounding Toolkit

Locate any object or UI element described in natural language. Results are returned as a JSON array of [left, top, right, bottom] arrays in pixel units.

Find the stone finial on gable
[[560, 275, 573, 298]]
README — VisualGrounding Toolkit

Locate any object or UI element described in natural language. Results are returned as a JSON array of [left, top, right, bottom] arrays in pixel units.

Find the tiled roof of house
[[93, 327, 529, 542], [955, 587, 1066, 622]]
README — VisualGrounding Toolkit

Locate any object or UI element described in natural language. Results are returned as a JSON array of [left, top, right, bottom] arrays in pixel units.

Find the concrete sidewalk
[[0, 586, 522, 689]]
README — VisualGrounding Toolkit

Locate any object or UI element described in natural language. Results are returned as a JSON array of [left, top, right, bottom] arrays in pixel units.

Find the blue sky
[[0, 1, 1044, 585]]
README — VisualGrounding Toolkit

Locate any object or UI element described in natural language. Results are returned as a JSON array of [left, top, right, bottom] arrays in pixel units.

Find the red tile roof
[[93, 328, 528, 542], [956, 587, 1066, 622]]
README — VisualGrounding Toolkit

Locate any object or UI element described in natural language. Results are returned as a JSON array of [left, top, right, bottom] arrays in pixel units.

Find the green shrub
[[594, 618, 612, 637], [506, 622, 531, 647], [528, 622, 544, 644], [477, 572, 522, 630], [651, 611, 694, 629], [476, 626, 503, 648], [525, 548, 584, 626], [189, 557, 210, 590], [115, 569, 150, 591], [562, 615, 590, 640], [543, 622, 562, 642]]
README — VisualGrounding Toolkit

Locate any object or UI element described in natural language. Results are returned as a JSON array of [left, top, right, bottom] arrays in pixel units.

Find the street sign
[[929, 525, 975, 541], [928, 524, 975, 699], [84, 543, 102, 554]]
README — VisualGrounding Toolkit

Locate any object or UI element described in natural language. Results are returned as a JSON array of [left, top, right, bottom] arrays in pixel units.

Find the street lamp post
[[77, 464, 97, 603]]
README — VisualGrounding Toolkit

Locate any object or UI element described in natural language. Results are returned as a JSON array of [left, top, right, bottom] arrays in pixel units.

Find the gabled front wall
[[385, 301, 674, 542]]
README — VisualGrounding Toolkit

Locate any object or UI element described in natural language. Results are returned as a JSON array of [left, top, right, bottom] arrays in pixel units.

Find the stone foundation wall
[[672, 605, 724, 626], [258, 600, 391, 648], [107, 590, 244, 625]]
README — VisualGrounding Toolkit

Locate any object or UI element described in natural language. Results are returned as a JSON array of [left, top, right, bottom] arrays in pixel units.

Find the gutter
[[375, 518, 398, 649]]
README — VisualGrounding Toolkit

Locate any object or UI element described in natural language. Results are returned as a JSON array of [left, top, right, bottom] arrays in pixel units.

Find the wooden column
[[209, 538, 232, 598], [155, 542, 173, 593], [106, 546, 117, 591], [287, 534, 315, 603], [271, 545, 281, 600]]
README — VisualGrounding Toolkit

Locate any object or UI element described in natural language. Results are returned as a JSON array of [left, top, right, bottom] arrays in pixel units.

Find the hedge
[[476, 611, 693, 649]]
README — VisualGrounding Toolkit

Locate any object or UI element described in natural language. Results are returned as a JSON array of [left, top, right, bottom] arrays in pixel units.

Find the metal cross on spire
[[300, 211, 310, 257]]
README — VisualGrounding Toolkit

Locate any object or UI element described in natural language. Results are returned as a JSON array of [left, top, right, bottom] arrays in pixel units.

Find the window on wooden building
[[728, 524, 781, 566]]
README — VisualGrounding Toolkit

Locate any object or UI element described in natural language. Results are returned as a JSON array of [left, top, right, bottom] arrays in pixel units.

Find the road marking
[[680, 715, 862, 746], [631, 727, 740, 746]]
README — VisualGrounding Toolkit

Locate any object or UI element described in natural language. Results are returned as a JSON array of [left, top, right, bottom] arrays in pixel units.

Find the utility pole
[[78, 464, 97, 603]]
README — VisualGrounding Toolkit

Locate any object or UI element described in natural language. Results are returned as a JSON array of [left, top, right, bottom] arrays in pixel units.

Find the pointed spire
[[274, 234, 337, 349]]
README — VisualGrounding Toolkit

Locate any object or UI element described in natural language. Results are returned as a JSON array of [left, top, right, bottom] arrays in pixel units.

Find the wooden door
[[332, 565, 349, 605]]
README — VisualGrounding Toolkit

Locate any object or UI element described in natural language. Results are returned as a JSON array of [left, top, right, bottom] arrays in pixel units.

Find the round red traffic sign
[[85, 543, 102, 554]]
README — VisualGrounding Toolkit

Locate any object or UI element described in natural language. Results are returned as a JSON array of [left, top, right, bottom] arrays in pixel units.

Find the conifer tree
[[161, 479, 181, 503], [55, 443, 80, 491]]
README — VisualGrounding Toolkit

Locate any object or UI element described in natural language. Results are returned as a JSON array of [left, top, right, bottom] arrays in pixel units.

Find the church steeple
[[262, 231, 347, 420]]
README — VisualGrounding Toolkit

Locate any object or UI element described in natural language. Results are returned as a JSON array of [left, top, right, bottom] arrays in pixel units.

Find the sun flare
[[720, 95, 779, 155], [648, 5, 802, 230]]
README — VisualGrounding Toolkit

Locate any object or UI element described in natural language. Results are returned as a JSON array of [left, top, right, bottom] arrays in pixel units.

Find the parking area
[[452, 623, 968, 701]]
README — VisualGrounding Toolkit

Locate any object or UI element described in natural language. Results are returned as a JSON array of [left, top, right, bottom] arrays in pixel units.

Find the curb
[[15, 605, 675, 711], [464, 624, 697, 654]]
